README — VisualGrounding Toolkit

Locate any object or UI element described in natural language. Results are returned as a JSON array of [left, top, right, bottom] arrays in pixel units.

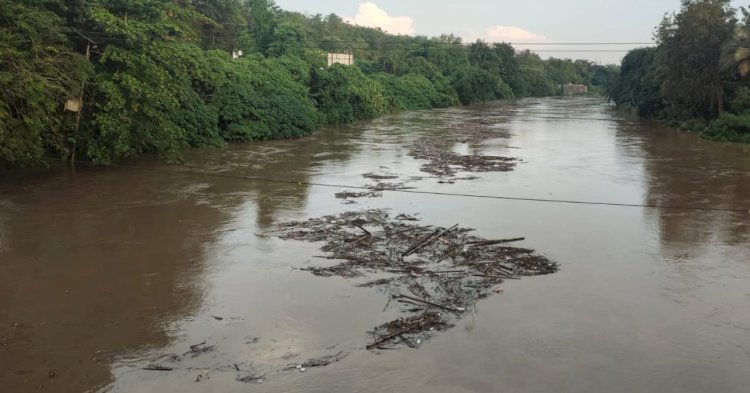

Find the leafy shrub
[[310, 64, 387, 123], [700, 111, 750, 143], [452, 66, 514, 105], [374, 73, 445, 111], [212, 55, 321, 141]]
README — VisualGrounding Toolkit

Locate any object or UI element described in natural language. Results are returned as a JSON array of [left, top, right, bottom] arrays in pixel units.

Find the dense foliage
[[0, 0, 615, 168], [607, 0, 750, 143], [607, 48, 664, 117], [0, 0, 91, 166]]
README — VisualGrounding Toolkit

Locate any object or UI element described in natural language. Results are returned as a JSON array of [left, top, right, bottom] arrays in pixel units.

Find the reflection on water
[[636, 125, 750, 250], [1, 97, 749, 393]]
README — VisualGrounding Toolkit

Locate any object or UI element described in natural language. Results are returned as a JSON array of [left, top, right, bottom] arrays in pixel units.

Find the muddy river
[[1, 97, 750, 393]]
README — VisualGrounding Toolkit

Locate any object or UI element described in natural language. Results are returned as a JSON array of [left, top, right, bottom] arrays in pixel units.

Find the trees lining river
[[1, 0, 616, 168]]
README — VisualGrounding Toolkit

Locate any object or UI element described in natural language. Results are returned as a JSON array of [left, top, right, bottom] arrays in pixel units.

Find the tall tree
[[656, 0, 737, 119], [607, 48, 665, 117], [247, 0, 279, 53]]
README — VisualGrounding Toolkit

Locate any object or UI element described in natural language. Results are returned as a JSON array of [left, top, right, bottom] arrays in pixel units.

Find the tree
[[607, 48, 665, 117], [192, 0, 251, 52], [656, 0, 737, 119], [268, 14, 309, 57], [452, 65, 512, 105], [247, 0, 279, 53], [0, 0, 91, 166], [310, 64, 387, 123], [516, 51, 556, 97]]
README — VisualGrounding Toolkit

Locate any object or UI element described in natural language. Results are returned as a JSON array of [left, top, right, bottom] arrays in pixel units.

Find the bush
[[730, 86, 750, 113], [374, 73, 445, 111], [310, 64, 388, 123], [0, 1, 91, 167], [700, 111, 750, 143], [212, 55, 322, 141], [88, 43, 202, 163], [452, 66, 514, 105]]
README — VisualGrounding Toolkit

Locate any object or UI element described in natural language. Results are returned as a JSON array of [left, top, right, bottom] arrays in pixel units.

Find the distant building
[[327, 53, 353, 67], [562, 83, 588, 95]]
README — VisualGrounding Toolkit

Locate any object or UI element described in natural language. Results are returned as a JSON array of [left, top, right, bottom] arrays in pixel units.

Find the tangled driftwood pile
[[409, 139, 517, 177], [450, 122, 511, 143], [408, 122, 517, 177], [275, 209, 558, 349]]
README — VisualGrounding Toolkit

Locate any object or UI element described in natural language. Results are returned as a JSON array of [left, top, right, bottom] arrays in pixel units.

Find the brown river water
[[1, 97, 750, 393]]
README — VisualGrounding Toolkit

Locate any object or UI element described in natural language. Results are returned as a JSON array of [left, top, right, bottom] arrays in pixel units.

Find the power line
[[70, 31, 654, 46], [60, 31, 664, 54], [65, 35, 704, 54], [61, 159, 748, 214]]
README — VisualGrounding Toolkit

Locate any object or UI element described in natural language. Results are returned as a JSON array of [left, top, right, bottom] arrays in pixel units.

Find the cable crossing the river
[[63, 159, 749, 214]]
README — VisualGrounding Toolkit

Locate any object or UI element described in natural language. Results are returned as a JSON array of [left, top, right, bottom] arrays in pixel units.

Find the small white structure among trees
[[327, 53, 353, 66]]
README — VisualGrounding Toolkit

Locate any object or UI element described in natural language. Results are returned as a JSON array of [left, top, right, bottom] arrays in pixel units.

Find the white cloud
[[485, 26, 546, 42], [344, 2, 415, 35], [465, 26, 547, 43]]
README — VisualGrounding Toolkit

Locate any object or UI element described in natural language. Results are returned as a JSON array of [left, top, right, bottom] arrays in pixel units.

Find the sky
[[274, 0, 748, 64]]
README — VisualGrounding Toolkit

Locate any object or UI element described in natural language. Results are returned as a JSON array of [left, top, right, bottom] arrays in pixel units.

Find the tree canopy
[[0, 0, 613, 168], [607, 0, 750, 143]]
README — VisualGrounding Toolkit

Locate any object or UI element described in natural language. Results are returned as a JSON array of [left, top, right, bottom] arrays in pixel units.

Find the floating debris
[[274, 209, 558, 349], [333, 173, 412, 204], [437, 176, 481, 184], [290, 351, 348, 370], [409, 139, 517, 177], [335, 191, 383, 200], [244, 337, 260, 344], [368, 312, 449, 350], [184, 342, 215, 358], [363, 173, 400, 180], [143, 366, 173, 372], [450, 122, 511, 143], [366, 181, 417, 191], [285, 351, 349, 372], [236, 372, 265, 384]]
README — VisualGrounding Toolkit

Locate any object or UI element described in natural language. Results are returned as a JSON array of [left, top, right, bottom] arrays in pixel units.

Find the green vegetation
[[607, 0, 750, 143], [1, 0, 616, 168]]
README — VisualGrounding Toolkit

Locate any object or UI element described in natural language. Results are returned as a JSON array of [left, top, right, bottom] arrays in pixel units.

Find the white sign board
[[327, 53, 353, 66]]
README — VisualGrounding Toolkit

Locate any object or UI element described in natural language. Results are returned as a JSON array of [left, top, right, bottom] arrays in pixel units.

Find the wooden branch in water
[[467, 238, 525, 247], [402, 228, 440, 256], [494, 264, 516, 276], [352, 223, 371, 237], [436, 243, 464, 263], [367, 320, 424, 350], [391, 226, 430, 236], [470, 262, 518, 277], [143, 366, 173, 371], [403, 224, 459, 257], [349, 234, 371, 246], [189, 341, 206, 350], [393, 294, 462, 313]]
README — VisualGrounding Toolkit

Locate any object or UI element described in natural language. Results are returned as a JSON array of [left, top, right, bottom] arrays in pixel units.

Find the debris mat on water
[[334, 171, 414, 204], [286, 351, 349, 370], [335, 191, 383, 200], [408, 139, 517, 177], [138, 341, 346, 384], [450, 122, 511, 143], [275, 209, 559, 350]]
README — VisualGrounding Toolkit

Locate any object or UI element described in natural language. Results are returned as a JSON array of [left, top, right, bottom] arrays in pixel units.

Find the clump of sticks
[[275, 209, 559, 350]]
